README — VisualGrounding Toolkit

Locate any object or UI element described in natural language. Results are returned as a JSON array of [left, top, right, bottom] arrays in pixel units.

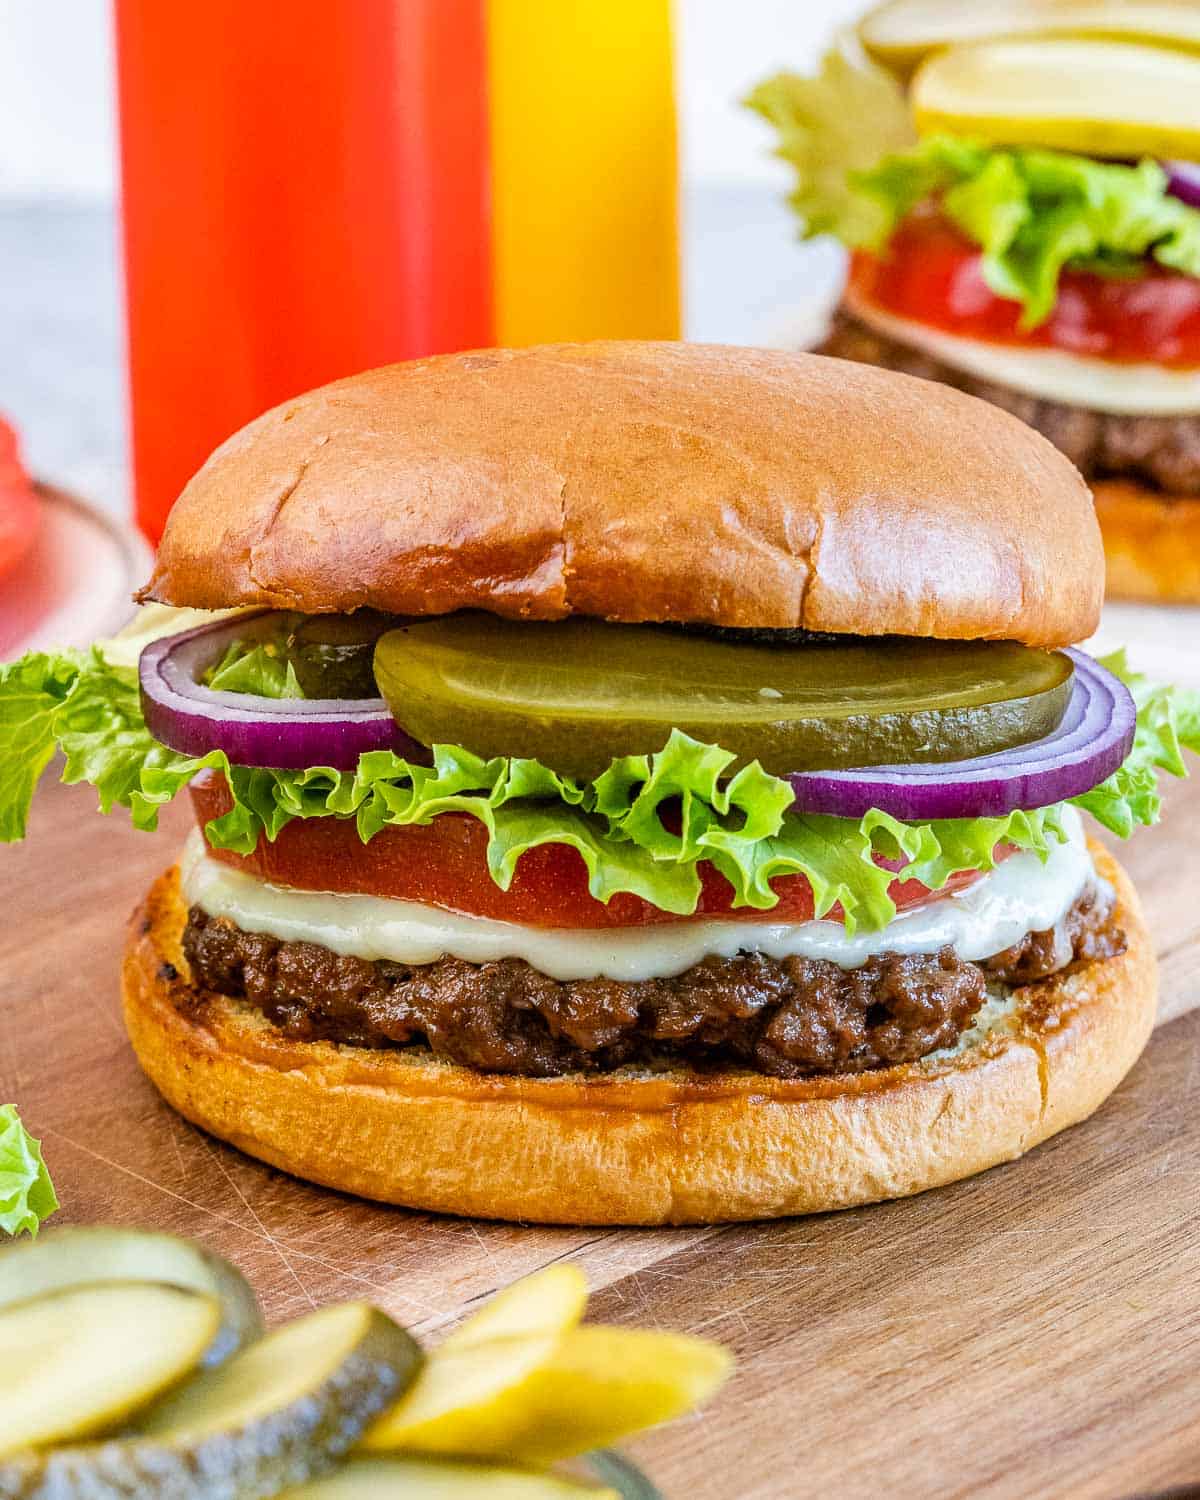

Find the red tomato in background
[[0, 418, 39, 584], [851, 210, 1200, 367], [190, 774, 992, 929]]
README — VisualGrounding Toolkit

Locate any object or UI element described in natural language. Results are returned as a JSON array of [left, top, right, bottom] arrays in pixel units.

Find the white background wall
[[0, 0, 863, 200], [0, 0, 115, 197]]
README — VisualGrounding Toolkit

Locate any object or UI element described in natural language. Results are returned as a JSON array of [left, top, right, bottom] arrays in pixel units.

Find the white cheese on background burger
[[845, 284, 1200, 415]]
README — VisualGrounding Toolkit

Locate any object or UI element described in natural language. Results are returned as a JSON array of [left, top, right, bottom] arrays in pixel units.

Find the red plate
[[0, 481, 153, 658], [0, 417, 40, 587]]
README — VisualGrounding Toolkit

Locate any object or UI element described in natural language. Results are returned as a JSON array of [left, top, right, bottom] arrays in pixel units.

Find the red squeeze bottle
[[115, 0, 493, 542]]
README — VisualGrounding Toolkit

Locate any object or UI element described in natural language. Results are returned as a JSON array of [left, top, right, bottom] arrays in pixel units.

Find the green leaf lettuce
[[853, 140, 1200, 325], [205, 639, 304, 700], [745, 39, 916, 245], [0, 1105, 58, 1239], [1073, 650, 1200, 837]]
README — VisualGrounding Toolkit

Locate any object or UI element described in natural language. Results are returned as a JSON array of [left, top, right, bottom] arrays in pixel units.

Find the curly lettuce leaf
[[745, 39, 915, 244], [205, 639, 303, 700], [0, 653, 79, 841], [0, 642, 1195, 932], [1072, 650, 1200, 837], [853, 140, 1200, 325], [0, 1105, 58, 1238]]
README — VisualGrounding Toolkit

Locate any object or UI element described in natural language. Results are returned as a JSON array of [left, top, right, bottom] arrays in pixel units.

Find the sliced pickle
[[860, 0, 1200, 71], [0, 1226, 262, 1368], [442, 1266, 589, 1351], [0, 1282, 220, 1456], [373, 614, 1073, 778], [478, 1326, 732, 1466], [361, 1267, 590, 1457], [913, 38, 1200, 160], [358, 1333, 562, 1457], [285, 611, 396, 699], [282, 1456, 619, 1498], [0, 1302, 421, 1500], [361, 1325, 731, 1468]]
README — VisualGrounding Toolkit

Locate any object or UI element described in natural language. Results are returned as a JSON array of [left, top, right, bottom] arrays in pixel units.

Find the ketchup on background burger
[[1, 341, 1196, 1225], [748, 0, 1200, 603]]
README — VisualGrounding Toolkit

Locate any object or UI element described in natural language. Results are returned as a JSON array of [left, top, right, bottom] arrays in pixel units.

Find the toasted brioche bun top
[[140, 341, 1102, 646]]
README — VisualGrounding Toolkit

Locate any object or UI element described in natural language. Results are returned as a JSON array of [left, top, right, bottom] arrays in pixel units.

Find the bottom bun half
[[1093, 480, 1200, 605], [122, 845, 1156, 1226]]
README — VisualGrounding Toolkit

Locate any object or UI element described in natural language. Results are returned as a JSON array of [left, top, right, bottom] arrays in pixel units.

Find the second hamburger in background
[[3, 342, 1198, 1226], [749, 0, 1200, 602]]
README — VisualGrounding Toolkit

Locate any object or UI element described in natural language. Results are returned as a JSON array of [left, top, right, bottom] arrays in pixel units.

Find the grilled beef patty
[[821, 310, 1200, 496], [181, 886, 1123, 1079]]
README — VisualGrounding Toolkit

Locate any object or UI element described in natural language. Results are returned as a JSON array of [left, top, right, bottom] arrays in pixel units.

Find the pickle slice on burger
[[1, 341, 1197, 1225]]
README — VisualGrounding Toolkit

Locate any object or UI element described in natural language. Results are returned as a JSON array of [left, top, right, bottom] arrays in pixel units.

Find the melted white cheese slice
[[180, 807, 1093, 983], [845, 286, 1200, 416]]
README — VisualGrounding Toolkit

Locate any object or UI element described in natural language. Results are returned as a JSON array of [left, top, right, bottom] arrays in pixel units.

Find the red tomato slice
[[0, 418, 39, 584], [190, 774, 993, 929], [851, 210, 1200, 368]]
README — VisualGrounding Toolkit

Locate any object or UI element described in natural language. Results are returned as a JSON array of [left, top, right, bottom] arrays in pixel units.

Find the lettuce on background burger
[[748, 0, 1200, 602], [1, 342, 1197, 1225]]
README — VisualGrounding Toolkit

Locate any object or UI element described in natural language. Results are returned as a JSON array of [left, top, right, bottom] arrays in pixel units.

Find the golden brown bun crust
[[140, 343, 1101, 647], [1093, 480, 1200, 604], [122, 845, 1155, 1226]]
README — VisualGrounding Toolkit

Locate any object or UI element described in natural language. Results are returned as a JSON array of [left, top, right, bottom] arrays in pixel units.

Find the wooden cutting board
[[2, 773, 1198, 1500]]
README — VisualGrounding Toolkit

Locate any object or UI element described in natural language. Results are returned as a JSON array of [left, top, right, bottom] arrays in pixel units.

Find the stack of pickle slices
[[0, 1228, 730, 1499]]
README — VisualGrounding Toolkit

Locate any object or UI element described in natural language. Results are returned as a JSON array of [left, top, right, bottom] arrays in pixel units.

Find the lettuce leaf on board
[[0, 639, 1196, 933], [746, 47, 1200, 325], [0, 1105, 58, 1239]]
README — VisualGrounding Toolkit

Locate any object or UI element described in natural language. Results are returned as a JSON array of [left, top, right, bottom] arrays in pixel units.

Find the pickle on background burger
[[748, 0, 1200, 602], [2, 341, 1197, 1226]]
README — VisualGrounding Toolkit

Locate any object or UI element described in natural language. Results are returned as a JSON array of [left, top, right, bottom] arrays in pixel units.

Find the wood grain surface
[[2, 774, 1198, 1500]]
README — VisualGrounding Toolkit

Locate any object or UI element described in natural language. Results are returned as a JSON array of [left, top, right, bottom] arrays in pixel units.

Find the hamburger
[[747, 0, 1200, 602], [2, 341, 1196, 1226]]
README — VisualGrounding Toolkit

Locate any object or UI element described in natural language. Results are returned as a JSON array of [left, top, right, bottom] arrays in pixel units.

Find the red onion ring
[[782, 650, 1134, 821], [139, 611, 426, 770], [1164, 160, 1200, 210]]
